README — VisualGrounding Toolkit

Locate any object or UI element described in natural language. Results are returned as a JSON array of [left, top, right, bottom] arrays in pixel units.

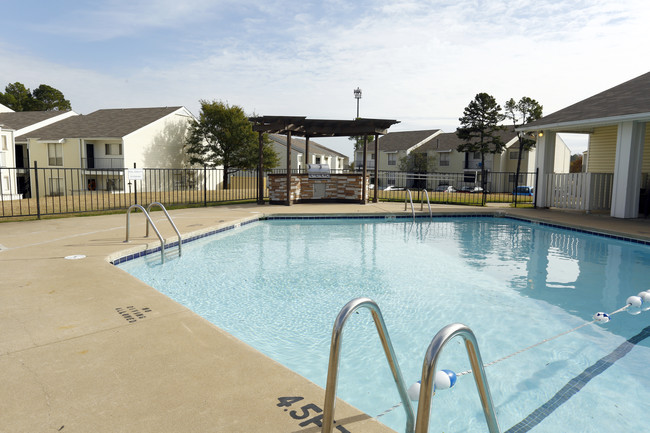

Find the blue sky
[[1, 0, 648, 157]]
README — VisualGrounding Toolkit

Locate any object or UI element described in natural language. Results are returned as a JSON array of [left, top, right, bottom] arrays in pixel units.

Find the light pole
[[354, 87, 362, 119]]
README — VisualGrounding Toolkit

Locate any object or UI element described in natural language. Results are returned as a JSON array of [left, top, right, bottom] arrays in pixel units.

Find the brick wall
[[268, 174, 366, 203]]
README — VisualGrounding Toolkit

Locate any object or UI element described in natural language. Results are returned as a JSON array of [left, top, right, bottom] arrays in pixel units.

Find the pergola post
[[257, 132, 264, 205], [305, 136, 310, 171], [286, 130, 292, 206], [373, 133, 379, 203]]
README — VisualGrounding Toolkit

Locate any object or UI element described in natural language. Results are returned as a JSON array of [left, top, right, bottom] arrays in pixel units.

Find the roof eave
[[518, 111, 650, 133]]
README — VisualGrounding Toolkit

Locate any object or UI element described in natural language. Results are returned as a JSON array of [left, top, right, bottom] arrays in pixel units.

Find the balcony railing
[[82, 158, 125, 169], [464, 161, 493, 170], [355, 162, 376, 169]]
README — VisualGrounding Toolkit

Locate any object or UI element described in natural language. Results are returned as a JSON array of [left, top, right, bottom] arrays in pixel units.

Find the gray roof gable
[[20, 107, 183, 140], [376, 129, 441, 152], [418, 126, 518, 153], [0, 110, 71, 131], [268, 134, 347, 158], [522, 71, 650, 130]]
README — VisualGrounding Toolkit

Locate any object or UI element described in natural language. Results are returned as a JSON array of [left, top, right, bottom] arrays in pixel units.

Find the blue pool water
[[117, 217, 650, 433]]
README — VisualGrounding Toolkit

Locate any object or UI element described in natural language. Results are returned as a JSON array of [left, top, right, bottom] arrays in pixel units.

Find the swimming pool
[[117, 216, 650, 433]]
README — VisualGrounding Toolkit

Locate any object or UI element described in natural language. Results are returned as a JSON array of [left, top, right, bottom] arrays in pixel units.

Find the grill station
[[307, 164, 331, 179], [249, 115, 400, 205]]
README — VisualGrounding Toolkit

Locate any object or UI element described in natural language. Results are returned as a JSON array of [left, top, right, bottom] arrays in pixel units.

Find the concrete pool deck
[[2, 202, 650, 433]]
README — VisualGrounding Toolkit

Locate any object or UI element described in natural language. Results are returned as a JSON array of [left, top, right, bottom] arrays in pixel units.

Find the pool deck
[[2, 202, 650, 433]]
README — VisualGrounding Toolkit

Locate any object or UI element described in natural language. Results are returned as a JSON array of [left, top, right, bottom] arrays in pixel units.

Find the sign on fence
[[128, 168, 144, 180]]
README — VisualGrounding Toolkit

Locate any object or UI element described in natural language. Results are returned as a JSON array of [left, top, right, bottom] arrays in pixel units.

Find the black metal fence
[[0, 166, 263, 218], [0, 165, 536, 218], [369, 170, 537, 206]]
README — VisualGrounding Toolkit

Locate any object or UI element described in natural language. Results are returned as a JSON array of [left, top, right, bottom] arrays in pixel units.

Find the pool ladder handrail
[[146, 202, 182, 258], [419, 189, 432, 218], [404, 189, 415, 221], [124, 203, 181, 264], [415, 323, 500, 433], [322, 298, 415, 433]]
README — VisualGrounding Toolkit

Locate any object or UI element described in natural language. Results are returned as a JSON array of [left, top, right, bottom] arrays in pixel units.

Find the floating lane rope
[[449, 292, 646, 381], [375, 290, 650, 419]]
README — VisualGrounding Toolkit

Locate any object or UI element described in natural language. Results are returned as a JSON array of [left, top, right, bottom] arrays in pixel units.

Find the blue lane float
[[593, 311, 610, 323], [407, 370, 458, 402]]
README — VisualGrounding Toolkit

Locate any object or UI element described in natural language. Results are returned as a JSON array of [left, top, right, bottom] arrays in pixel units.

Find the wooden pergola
[[249, 116, 400, 205]]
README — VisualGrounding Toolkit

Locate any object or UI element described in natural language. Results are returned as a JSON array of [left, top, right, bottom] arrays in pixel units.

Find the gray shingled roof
[[418, 126, 518, 153], [376, 129, 441, 152], [268, 134, 347, 158], [0, 111, 71, 131], [19, 107, 183, 140], [521, 71, 650, 131]]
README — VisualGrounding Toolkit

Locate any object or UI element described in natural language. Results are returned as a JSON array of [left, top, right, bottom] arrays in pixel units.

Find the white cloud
[[2, 0, 648, 158]]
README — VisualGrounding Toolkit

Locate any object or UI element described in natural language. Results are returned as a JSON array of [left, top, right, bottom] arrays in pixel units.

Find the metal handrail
[[415, 323, 500, 433], [146, 202, 182, 258], [322, 298, 415, 433], [420, 189, 432, 218], [404, 189, 415, 221], [124, 204, 167, 263]]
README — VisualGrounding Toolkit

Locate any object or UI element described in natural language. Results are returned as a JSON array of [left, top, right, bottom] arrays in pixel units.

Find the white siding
[[124, 108, 193, 168]]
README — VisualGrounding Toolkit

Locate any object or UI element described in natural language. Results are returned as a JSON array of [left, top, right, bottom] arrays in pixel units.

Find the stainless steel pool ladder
[[124, 202, 181, 264], [414, 323, 500, 433], [420, 189, 432, 218], [322, 299, 500, 433], [404, 189, 415, 221], [323, 298, 415, 433]]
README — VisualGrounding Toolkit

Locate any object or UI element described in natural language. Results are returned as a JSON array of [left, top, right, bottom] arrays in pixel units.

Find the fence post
[[203, 165, 207, 207], [33, 161, 41, 219]]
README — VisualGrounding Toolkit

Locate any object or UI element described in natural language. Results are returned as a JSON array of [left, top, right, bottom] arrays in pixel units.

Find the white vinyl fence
[[544, 173, 613, 211]]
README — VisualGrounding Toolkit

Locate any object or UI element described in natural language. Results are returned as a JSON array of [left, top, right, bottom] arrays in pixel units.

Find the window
[[315, 156, 321, 164], [510, 151, 519, 160], [105, 143, 122, 155], [48, 143, 63, 166], [387, 153, 397, 166], [1, 135, 7, 151], [473, 151, 481, 159], [439, 153, 450, 166]]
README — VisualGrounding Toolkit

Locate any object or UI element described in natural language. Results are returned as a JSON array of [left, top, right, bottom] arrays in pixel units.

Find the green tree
[[31, 84, 72, 111], [0, 82, 72, 111], [349, 134, 375, 152], [184, 100, 278, 189], [399, 153, 436, 189], [504, 96, 543, 205], [0, 82, 33, 111], [456, 93, 504, 202], [570, 154, 583, 173], [398, 153, 435, 173]]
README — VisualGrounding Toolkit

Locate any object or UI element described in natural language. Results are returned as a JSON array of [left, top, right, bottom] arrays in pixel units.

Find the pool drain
[[116, 306, 152, 323]]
